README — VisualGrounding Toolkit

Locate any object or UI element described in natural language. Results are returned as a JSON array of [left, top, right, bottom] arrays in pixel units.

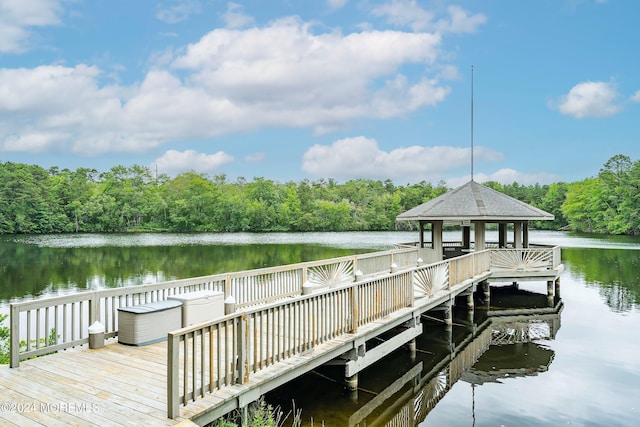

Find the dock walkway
[[3, 246, 563, 426]]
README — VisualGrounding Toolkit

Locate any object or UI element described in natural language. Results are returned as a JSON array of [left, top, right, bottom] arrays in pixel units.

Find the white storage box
[[168, 290, 225, 327], [118, 300, 182, 346]]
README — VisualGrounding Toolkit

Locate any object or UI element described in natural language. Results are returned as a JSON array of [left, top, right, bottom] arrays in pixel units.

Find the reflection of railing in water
[[491, 317, 558, 346], [350, 298, 563, 427], [348, 320, 493, 427], [448, 326, 492, 387], [391, 326, 492, 427]]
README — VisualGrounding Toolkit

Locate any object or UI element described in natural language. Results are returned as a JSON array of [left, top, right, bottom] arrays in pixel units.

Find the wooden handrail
[[167, 268, 416, 418], [9, 246, 420, 367], [166, 248, 526, 418]]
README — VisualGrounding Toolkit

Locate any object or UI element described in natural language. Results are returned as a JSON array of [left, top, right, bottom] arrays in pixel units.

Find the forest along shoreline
[[0, 154, 638, 235]]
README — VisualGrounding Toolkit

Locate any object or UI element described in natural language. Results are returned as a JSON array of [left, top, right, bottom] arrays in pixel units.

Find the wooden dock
[[4, 245, 564, 426]]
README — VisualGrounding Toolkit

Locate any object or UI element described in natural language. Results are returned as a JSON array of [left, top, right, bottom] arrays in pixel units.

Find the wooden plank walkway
[[0, 341, 185, 426], [0, 276, 484, 426], [2, 246, 563, 426]]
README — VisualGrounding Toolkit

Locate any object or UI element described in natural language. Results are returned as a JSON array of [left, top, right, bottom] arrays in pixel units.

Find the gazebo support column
[[432, 220, 443, 260], [474, 221, 486, 251], [419, 221, 425, 248], [514, 222, 523, 249], [523, 222, 529, 248], [498, 223, 508, 248], [462, 225, 471, 250]]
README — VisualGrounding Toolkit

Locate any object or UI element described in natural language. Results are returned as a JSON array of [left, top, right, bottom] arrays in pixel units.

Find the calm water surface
[[1, 230, 639, 426]]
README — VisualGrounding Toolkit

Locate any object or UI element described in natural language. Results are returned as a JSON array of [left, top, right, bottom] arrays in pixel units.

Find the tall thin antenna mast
[[471, 65, 474, 182]]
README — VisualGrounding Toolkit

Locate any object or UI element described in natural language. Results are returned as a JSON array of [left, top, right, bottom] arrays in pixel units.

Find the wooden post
[[225, 296, 236, 315], [224, 274, 231, 300], [345, 373, 358, 391], [523, 222, 529, 248], [547, 280, 554, 297], [498, 223, 507, 248], [462, 226, 471, 250], [474, 221, 486, 251], [237, 314, 248, 384], [514, 222, 523, 249], [419, 221, 425, 248], [444, 303, 453, 326], [555, 278, 561, 298], [88, 291, 98, 326], [10, 303, 20, 368], [433, 220, 443, 260], [445, 312, 453, 353], [167, 332, 180, 419], [482, 280, 490, 306], [467, 293, 474, 309], [350, 285, 359, 333], [407, 338, 416, 361]]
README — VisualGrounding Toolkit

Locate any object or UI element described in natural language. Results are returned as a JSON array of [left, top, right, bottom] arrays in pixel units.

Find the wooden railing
[[167, 269, 416, 418], [9, 247, 419, 367], [166, 249, 503, 418], [9, 277, 228, 367], [489, 246, 559, 271], [448, 251, 491, 286], [164, 246, 560, 419], [8, 243, 561, 409], [412, 250, 491, 298]]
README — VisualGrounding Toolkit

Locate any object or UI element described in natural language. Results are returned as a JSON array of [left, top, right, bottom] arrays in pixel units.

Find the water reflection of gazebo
[[396, 181, 554, 262]]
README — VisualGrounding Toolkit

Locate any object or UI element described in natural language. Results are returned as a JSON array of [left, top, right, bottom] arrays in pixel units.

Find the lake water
[[1, 230, 639, 426]]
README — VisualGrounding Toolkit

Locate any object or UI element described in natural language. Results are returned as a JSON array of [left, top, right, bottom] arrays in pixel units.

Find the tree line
[[0, 154, 638, 235]]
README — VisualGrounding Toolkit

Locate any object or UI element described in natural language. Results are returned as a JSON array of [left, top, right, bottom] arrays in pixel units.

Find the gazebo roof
[[396, 180, 554, 222]]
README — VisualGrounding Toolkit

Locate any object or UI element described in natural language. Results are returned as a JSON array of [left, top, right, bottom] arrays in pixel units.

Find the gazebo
[[396, 180, 554, 262]]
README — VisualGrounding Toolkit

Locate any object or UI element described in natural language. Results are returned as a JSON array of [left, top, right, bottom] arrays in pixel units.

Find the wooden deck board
[[0, 336, 355, 426], [3, 257, 561, 426], [23, 367, 161, 424], [0, 341, 178, 426], [0, 380, 113, 427]]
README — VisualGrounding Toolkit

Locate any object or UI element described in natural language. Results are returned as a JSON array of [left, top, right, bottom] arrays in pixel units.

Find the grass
[[210, 397, 302, 427]]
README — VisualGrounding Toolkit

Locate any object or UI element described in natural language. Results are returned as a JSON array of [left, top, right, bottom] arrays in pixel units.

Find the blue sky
[[1, 0, 639, 187]]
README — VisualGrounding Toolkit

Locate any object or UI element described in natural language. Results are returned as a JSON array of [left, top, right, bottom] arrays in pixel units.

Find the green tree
[[537, 182, 569, 230], [49, 167, 98, 232], [598, 154, 633, 234], [0, 163, 66, 233], [562, 178, 607, 233], [163, 171, 221, 231]]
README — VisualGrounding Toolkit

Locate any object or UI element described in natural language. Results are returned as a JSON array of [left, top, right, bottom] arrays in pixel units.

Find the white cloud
[[301, 136, 502, 182], [372, 1, 486, 33], [0, 0, 62, 53], [245, 152, 266, 163], [0, 65, 132, 154], [447, 168, 562, 188], [327, 0, 348, 10], [437, 64, 461, 80], [171, 17, 446, 131], [156, 0, 202, 24], [222, 2, 254, 29], [0, 17, 454, 156], [153, 149, 233, 176], [551, 81, 621, 118], [444, 6, 487, 33], [631, 90, 640, 103]]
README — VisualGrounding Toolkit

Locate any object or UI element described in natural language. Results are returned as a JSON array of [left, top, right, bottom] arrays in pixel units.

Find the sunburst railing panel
[[307, 260, 354, 288], [413, 263, 449, 298], [490, 249, 553, 271]]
